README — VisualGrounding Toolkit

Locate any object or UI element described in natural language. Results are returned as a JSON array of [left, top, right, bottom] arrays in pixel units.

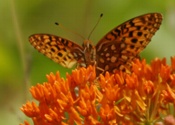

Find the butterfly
[[29, 13, 162, 75]]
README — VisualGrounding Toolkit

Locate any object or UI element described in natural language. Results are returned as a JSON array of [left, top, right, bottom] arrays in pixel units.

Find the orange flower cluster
[[20, 57, 175, 125]]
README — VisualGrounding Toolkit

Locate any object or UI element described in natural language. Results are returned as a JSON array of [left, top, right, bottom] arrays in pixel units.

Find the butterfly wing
[[95, 13, 163, 74], [29, 34, 84, 68]]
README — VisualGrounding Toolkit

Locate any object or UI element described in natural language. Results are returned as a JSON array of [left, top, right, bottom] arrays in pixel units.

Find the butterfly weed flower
[[20, 56, 175, 125]]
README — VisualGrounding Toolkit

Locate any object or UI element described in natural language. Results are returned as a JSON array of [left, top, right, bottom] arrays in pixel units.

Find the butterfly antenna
[[88, 13, 103, 40], [55, 22, 85, 40]]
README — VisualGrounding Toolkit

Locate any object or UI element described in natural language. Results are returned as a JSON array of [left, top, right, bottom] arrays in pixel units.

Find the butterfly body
[[29, 13, 162, 75], [81, 40, 96, 68]]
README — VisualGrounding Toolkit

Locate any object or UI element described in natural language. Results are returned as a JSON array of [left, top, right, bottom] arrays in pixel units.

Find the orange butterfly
[[29, 13, 162, 75]]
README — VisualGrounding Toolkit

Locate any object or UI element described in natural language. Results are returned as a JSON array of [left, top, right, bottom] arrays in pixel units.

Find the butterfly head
[[82, 40, 93, 49]]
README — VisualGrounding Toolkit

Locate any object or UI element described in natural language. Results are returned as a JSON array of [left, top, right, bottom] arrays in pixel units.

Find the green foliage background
[[0, 0, 175, 124]]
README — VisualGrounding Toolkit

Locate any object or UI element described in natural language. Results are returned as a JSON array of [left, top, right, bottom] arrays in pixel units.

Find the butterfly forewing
[[29, 34, 84, 68], [95, 13, 162, 74]]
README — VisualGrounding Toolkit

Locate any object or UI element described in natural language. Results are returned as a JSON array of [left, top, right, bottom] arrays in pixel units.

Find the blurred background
[[0, 0, 175, 124]]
